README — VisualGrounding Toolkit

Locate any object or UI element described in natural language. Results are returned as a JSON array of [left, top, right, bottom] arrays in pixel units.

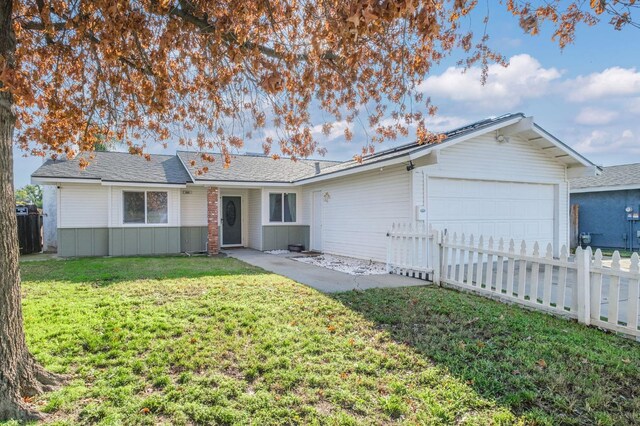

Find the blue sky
[[13, 6, 640, 188]]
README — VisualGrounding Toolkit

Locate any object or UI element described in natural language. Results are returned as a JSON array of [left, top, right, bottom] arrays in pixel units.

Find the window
[[123, 192, 145, 224], [147, 192, 168, 223], [269, 192, 296, 222], [123, 191, 168, 224]]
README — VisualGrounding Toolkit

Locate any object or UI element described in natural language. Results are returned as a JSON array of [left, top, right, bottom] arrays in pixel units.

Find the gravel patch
[[292, 254, 387, 275], [264, 250, 291, 255]]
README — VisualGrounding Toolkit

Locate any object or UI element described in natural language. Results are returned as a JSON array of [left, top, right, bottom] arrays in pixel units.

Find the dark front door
[[222, 196, 242, 245]]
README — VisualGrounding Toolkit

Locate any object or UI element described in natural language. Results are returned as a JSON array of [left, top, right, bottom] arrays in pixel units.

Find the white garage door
[[428, 178, 555, 249]]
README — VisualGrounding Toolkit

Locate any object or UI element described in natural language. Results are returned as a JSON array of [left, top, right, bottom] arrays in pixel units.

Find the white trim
[[32, 177, 100, 185], [297, 157, 409, 185], [32, 176, 188, 188], [423, 170, 563, 185], [56, 185, 62, 229], [194, 180, 294, 187], [102, 181, 186, 188], [567, 165, 599, 179], [571, 183, 640, 193], [265, 191, 300, 225], [122, 190, 170, 226]]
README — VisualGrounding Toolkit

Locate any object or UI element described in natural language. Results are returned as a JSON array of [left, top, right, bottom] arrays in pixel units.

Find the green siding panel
[[60, 227, 195, 257], [139, 228, 154, 255], [57, 228, 109, 257], [261, 225, 310, 251], [109, 227, 183, 256], [180, 227, 207, 253]]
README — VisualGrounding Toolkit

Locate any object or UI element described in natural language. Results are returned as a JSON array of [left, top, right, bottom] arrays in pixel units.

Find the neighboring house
[[571, 163, 640, 250], [32, 113, 597, 259]]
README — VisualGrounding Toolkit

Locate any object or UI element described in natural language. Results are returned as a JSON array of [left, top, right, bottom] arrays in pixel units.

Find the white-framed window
[[123, 191, 168, 224], [269, 192, 296, 223]]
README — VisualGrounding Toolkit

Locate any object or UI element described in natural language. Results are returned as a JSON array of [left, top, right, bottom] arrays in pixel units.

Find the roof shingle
[[176, 151, 339, 183], [32, 151, 193, 185], [571, 163, 640, 190]]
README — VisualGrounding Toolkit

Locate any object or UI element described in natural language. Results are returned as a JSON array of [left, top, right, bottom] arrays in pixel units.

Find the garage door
[[428, 178, 555, 249]]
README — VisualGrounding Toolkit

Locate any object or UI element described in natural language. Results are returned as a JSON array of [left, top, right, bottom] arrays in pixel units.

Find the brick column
[[207, 187, 219, 255]]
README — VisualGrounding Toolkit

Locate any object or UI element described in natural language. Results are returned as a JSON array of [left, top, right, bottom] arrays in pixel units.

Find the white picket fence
[[387, 223, 640, 339], [386, 222, 439, 281]]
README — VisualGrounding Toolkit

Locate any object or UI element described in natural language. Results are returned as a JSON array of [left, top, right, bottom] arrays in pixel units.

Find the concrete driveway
[[224, 249, 429, 293]]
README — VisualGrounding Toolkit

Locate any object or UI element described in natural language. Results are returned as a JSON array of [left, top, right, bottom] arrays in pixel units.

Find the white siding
[[247, 189, 262, 250], [42, 185, 58, 250], [58, 184, 109, 228], [301, 165, 411, 262], [109, 186, 181, 227], [180, 186, 207, 226], [413, 133, 569, 249]]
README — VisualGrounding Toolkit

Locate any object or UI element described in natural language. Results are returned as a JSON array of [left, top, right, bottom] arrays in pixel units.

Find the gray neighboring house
[[32, 113, 596, 259], [571, 163, 640, 250]]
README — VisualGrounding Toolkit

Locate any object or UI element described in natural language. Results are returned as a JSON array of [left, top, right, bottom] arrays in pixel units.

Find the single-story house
[[571, 163, 640, 250], [32, 112, 597, 260]]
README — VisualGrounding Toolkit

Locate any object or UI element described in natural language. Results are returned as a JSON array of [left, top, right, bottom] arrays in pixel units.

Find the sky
[[12, 5, 640, 188]]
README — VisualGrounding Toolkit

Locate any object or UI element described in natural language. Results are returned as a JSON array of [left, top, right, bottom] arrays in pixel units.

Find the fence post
[[430, 229, 441, 284], [575, 246, 592, 325]]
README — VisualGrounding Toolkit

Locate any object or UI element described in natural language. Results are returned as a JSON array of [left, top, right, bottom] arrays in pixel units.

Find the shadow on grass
[[20, 255, 267, 285], [331, 285, 640, 425]]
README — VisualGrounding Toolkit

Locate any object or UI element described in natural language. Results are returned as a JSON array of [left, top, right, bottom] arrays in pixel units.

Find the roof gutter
[[31, 176, 188, 188], [191, 179, 296, 187], [570, 183, 640, 194], [31, 176, 101, 185]]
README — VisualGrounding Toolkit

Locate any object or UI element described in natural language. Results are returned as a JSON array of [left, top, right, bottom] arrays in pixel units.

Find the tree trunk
[[0, 0, 63, 420]]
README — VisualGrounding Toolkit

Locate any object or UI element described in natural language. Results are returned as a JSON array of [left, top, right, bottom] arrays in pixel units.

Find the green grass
[[594, 248, 635, 258], [5, 256, 640, 425]]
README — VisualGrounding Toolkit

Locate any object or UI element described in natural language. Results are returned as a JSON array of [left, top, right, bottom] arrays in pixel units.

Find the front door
[[222, 196, 242, 246]]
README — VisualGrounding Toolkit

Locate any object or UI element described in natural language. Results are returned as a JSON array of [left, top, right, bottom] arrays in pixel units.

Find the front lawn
[[7, 256, 640, 425]]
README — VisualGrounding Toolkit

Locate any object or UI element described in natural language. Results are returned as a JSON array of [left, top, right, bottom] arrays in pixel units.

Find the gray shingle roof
[[34, 112, 581, 185], [32, 151, 193, 185], [176, 151, 340, 183], [571, 163, 640, 190]]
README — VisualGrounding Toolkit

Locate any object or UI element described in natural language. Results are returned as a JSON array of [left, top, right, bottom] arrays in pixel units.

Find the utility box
[[416, 205, 427, 221]]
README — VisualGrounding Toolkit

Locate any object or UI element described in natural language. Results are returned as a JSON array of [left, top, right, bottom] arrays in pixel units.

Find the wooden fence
[[387, 223, 640, 339], [386, 222, 439, 281], [17, 213, 42, 255]]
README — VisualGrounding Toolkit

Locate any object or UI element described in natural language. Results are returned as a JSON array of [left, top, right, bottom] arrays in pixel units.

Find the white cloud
[[572, 128, 640, 155], [309, 120, 350, 142], [418, 54, 561, 109], [574, 107, 618, 125], [565, 67, 640, 102], [628, 97, 640, 114]]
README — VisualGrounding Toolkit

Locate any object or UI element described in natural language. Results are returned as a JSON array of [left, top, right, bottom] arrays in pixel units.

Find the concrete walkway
[[224, 249, 429, 293]]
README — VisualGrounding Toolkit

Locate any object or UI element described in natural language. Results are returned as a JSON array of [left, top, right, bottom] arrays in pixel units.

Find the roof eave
[[531, 124, 596, 170], [192, 179, 296, 187], [571, 183, 640, 194], [31, 176, 189, 188]]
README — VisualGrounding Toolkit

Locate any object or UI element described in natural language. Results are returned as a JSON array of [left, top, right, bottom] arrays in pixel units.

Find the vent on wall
[[182, 190, 192, 195]]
